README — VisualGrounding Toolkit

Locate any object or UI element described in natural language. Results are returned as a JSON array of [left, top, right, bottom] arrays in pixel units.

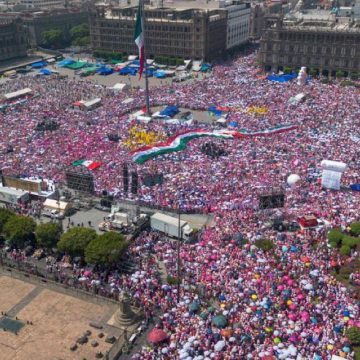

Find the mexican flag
[[72, 160, 101, 170], [134, 2, 145, 79]]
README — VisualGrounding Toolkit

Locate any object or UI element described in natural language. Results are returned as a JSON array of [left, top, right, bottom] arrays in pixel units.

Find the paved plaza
[[0, 275, 118, 360]]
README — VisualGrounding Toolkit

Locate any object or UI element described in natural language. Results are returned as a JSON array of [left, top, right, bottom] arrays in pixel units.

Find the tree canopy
[[57, 227, 97, 258], [41, 29, 64, 48], [0, 208, 16, 233], [3, 215, 36, 248], [35, 222, 62, 249], [350, 222, 360, 236], [70, 23, 90, 47], [85, 231, 128, 265]]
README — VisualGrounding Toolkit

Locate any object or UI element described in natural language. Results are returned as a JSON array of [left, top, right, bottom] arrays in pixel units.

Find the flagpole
[[140, 0, 151, 115]]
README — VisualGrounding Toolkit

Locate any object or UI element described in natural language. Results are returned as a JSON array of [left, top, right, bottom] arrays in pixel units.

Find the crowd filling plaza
[[0, 48, 359, 360]]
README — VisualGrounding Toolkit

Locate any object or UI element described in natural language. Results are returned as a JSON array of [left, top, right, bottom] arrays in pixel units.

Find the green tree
[[3, 216, 36, 248], [73, 36, 90, 47], [339, 245, 351, 256], [342, 235, 360, 249], [309, 68, 318, 77], [57, 227, 97, 258], [41, 29, 65, 48], [70, 23, 89, 40], [254, 239, 274, 252], [70, 23, 90, 47], [350, 222, 360, 236], [349, 72, 359, 80], [35, 223, 62, 249], [336, 70, 345, 78], [327, 228, 343, 246], [283, 66, 292, 75], [85, 231, 128, 265], [346, 327, 360, 345], [0, 208, 16, 233]]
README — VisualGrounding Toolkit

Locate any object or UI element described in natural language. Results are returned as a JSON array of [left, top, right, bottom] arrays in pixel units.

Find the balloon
[[251, 294, 258, 300], [287, 300, 293, 306], [274, 337, 281, 344], [287, 174, 300, 187]]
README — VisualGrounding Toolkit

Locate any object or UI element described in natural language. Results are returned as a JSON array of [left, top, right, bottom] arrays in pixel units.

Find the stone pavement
[[7, 287, 43, 318]]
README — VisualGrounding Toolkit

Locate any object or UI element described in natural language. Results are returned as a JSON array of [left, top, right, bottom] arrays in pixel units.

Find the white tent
[[82, 98, 101, 111], [3, 88, 32, 101], [43, 199, 70, 212], [122, 98, 134, 104], [216, 118, 227, 124], [110, 83, 129, 92], [137, 115, 152, 123], [288, 93, 306, 105], [321, 160, 347, 190]]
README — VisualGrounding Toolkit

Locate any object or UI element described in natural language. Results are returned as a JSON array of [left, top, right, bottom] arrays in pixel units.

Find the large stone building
[[90, 0, 251, 60], [21, 8, 89, 46], [220, 1, 250, 49], [19, 0, 65, 10], [0, 17, 27, 62], [259, 9, 360, 75]]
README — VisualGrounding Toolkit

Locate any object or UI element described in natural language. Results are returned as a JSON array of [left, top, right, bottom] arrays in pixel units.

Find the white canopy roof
[[110, 83, 129, 91], [321, 160, 347, 172], [43, 198, 69, 211], [4, 88, 32, 100]]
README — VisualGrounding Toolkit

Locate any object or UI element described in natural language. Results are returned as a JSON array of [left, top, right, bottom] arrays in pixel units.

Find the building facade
[[19, 0, 65, 10], [90, 6, 228, 60], [223, 1, 250, 49], [22, 9, 89, 46], [259, 16, 360, 75], [0, 18, 27, 62]]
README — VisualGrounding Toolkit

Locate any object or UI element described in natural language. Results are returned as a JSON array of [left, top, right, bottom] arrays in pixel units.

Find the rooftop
[[99, 0, 248, 11]]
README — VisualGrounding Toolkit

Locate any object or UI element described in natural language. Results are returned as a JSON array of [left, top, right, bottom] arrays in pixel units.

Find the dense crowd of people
[[0, 49, 359, 359]]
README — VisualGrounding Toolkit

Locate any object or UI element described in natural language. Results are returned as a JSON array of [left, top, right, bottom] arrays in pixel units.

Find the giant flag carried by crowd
[[132, 125, 297, 164]]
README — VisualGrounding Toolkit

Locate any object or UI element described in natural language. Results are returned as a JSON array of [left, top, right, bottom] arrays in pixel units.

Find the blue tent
[[57, 59, 75, 67], [131, 60, 140, 66], [119, 67, 137, 76], [160, 105, 179, 117], [31, 61, 47, 69], [146, 69, 154, 77], [201, 63, 212, 72], [228, 121, 238, 127], [96, 66, 113, 75], [267, 73, 297, 83], [350, 184, 360, 191], [154, 71, 166, 79], [39, 68, 52, 75]]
